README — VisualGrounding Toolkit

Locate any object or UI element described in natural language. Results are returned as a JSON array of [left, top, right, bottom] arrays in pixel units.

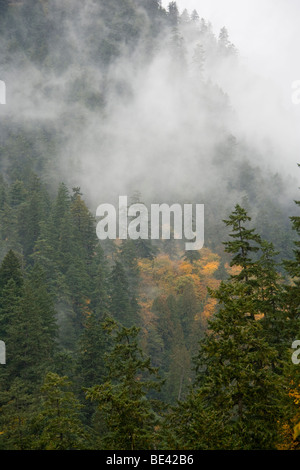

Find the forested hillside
[[0, 0, 299, 450]]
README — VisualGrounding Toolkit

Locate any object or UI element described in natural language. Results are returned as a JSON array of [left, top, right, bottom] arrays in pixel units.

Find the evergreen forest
[[0, 0, 299, 451]]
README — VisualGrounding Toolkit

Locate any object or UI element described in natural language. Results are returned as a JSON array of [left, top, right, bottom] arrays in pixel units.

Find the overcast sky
[[161, 0, 300, 106]]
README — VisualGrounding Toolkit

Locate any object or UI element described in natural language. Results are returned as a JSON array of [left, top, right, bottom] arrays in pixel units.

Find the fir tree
[[284, 164, 300, 328], [108, 260, 140, 327], [182, 205, 285, 449], [6, 272, 57, 391], [76, 311, 110, 423], [280, 164, 300, 448], [33, 372, 89, 450], [0, 249, 23, 291], [0, 378, 35, 450], [86, 318, 162, 450]]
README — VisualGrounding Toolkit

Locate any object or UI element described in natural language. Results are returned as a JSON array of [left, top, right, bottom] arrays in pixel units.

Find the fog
[[163, 0, 300, 92], [162, 0, 300, 176], [1, 0, 299, 216]]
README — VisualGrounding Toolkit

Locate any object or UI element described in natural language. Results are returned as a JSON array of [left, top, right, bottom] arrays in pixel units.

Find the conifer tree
[[257, 240, 287, 360], [192, 43, 205, 80], [33, 372, 88, 450], [0, 378, 35, 450], [182, 249, 201, 264], [86, 318, 162, 450], [161, 389, 232, 450], [70, 187, 97, 264], [191, 9, 199, 23], [108, 261, 140, 327], [76, 311, 110, 423], [6, 269, 57, 391], [89, 244, 109, 318], [17, 174, 50, 260], [0, 250, 24, 347], [0, 249, 23, 291], [284, 164, 300, 329], [280, 165, 300, 447], [172, 205, 285, 449]]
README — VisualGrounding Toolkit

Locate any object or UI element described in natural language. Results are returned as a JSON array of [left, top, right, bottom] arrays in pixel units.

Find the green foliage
[[109, 260, 140, 327], [0, 249, 23, 291], [33, 372, 89, 450], [86, 318, 162, 450], [180, 206, 287, 449], [0, 378, 36, 450], [161, 390, 234, 450], [284, 164, 300, 321], [3, 268, 57, 391], [0, 0, 298, 452]]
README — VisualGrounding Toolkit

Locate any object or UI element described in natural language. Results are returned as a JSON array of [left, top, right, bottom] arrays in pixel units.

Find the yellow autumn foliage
[[138, 248, 225, 324]]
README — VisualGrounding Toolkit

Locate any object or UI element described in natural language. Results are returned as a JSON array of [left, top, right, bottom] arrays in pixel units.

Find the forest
[[0, 0, 299, 451]]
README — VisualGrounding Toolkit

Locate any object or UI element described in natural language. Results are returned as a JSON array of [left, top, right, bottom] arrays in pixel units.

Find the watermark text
[[0, 80, 5, 104], [96, 196, 204, 251], [0, 340, 5, 364], [291, 340, 300, 364]]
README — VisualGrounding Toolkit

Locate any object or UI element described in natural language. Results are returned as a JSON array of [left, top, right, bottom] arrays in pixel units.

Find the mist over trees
[[0, 0, 299, 450]]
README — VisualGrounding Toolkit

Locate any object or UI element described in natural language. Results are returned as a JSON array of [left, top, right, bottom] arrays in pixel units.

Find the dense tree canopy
[[0, 0, 298, 451]]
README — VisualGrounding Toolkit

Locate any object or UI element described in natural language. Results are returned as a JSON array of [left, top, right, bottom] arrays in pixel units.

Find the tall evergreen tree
[[284, 164, 300, 328], [0, 250, 24, 345], [76, 311, 110, 424], [280, 164, 300, 447], [5, 269, 57, 390], [0, 249, 23, 290], [168, 1, 179, 26], [108, 261, 140, 327], [0, 378, 35, 450], [17, 174, 50, 260], [172, 205, 285, 449], [33, 372, 89, 450], [86, 318, 162, 450]]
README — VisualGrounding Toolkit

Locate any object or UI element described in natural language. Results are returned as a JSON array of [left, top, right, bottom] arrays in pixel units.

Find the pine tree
[[119, 239, 140, 282], [218, 27, 230, 49], [6, 271, 57, 391], [109, 261, 140, 327], [179, 9, 190, 25], [89, 244, 109, 318], [9, 180, 27, 208], [76, 311, 110, 423], [218, 26, 237, 56], [0, 249, 23, 291], [181, 205, 285, 449], [0, 378, 35, 450], [0, 202, 21, 254], [280, 164, 300, 448], [284, 165, 300, 329], [191, 9, 199, 23], [191, 43, 205, 80], [169, 27, 186, 71], [26, 264, 58, 360], [167, 1, 179, 27], [33, 372, 88, 450], [0, 250, 24, 345], [161, 389, 233, 450], [182, 249, 201, 264], [257, 240, 287, 360], [70, 187, 97, 264], [222, 204, 261, 317], [176, 278, 198, 341], [17, 174, 50, 260], [164, 327, 190, 403], [85, 318, 162, 450]]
